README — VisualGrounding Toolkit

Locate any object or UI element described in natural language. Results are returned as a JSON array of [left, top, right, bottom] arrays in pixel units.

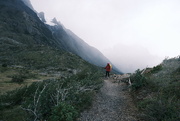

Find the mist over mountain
[[104, 43, 163, 73], [47, 19, 111, 67], [45, 17, 121, 72], [0, 0, 122, 73]]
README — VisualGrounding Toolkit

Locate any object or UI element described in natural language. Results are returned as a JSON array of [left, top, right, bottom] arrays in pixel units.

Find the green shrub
[[0, 64, 8, 72], [49, 102, 78, 121], [10, 69, 37, 83], [131, 57, 180, 121], [2, 64, 7, 67], [142, 98, 180, 121], [161, 83, 180, 99], [151, 64, 163, 73], [137, 99, 154, 110], [11, 75, 25, 83], [0, 86, 28, 109], [1, 69, 103, 120], [130, 69, 147, 90], [174, 66, 180, 73], [69, 91, 95, 112]]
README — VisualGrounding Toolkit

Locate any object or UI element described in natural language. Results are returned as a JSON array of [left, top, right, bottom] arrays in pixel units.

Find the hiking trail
[[78, 79, 138, 121]]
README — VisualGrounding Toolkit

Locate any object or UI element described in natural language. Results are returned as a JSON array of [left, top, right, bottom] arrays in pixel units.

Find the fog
[[30, 0, 180, 73]]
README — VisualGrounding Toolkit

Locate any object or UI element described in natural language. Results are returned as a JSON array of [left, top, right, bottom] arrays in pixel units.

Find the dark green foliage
[[73, 91, 94, 111], [0, 86, 28, 109], [2, 64, 7, 67], [161, 82, 180, 100], [0, 1, 112, 120], [0, 40, 103, 120], [0, 106, 29, 121], [174, 66, 180, 73], [151, 64, 163, 73], [11, 75, 24, 83], [49, 102, 78, 121], [138, 96, 180, 121], [132, 57, 180, 121], [0, 69, 103, 120], [11, 69, 37, 83], [0, 65, 8, 72], [130, 69, 147, 90]]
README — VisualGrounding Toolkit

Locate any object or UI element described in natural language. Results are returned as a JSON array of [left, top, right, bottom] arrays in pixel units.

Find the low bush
[[0, 86, 28, 109], [49, 102, 78, 121], [174, 66, 180, 73], [130, 69, 147, 90], [0, 64, 8, 72], [10, 69, 37, 83], [139, 96, 180, 121], [11, 75, 24, 83], [151, 64, 163, 73], [132, 57, 180, 121], [2, 64, 7, 67], [0, 70, 102, 121]]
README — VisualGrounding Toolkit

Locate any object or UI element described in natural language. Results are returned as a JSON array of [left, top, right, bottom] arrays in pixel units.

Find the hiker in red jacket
[[104, 63, 112, 78]]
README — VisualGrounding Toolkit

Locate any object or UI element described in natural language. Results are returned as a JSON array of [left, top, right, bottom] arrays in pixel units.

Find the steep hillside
[[21, 0, 35, 11], [0, 0, 121, 73], [45, 18, 121, 73], [0, 0, 58, 47], [0, 2, 104, 120], [130, 56, 180, 121], [0, 43, 104, 120], [48, 22, 108, 67]]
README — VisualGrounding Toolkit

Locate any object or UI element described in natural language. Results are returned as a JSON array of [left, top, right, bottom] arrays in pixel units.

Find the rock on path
[[78, 79, 138, 121]]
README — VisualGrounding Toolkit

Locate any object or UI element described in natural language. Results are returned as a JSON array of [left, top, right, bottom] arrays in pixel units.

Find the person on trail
[[104, 63, 112, 78]]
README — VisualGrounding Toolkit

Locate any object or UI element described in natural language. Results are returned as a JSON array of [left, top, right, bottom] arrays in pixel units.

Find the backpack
[[109, 64, 112, 71]]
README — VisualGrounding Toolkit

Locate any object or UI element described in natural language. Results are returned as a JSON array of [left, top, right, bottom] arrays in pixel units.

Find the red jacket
[[105, 64, 111, 72]]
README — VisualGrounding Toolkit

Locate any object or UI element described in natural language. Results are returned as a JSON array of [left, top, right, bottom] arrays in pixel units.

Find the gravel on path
[[78, 79, 138, 121]]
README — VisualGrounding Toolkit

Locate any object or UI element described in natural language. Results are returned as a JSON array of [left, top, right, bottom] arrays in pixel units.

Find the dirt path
[[78, 79, 138, 121]]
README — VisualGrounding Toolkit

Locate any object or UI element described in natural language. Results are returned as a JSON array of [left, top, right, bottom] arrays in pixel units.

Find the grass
[[0, 44, 104, 121], [0, 66, 48, 95], [130, 56, 180, 121], [0, 106, 28, 121], [0, 71, 103, 121]]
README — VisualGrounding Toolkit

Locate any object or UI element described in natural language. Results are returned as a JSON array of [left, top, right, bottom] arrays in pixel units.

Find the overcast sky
[[30, 0, 180, 73]]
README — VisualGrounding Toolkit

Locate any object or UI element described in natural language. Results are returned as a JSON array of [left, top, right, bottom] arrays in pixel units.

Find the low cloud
[[103, 43, 163, 73]]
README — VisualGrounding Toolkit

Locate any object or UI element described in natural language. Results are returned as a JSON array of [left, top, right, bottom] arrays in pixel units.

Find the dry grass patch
[[0, 67, 59, 95]]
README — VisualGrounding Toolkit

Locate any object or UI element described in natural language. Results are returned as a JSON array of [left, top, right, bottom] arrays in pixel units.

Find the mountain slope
[[21, 0, 35, 11], [130, 57, 180, 120], [0, 1, 115, 120], [0, 0, 99, 72], [45, 18, 121, 73], [0, 0, 57, 46], [0, 0, 122, 73], [22, 0, 116, 70], [48, 23, 109, 67]]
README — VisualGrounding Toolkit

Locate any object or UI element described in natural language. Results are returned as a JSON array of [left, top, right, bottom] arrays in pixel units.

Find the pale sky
[[30, 0, 180, 73]]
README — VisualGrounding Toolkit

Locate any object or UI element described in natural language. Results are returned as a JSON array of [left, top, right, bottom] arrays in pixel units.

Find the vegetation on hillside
[[0, 42, 104, 121], [130, 56, 180, 121], [0, 71, 102, 121]]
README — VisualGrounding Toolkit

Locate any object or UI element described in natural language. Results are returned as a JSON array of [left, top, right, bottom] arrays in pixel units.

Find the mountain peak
[[21, 0, 35, 11], [51, 17, 61, 25], [38, 12, 46, 23], [37, 12, 61, 27]]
